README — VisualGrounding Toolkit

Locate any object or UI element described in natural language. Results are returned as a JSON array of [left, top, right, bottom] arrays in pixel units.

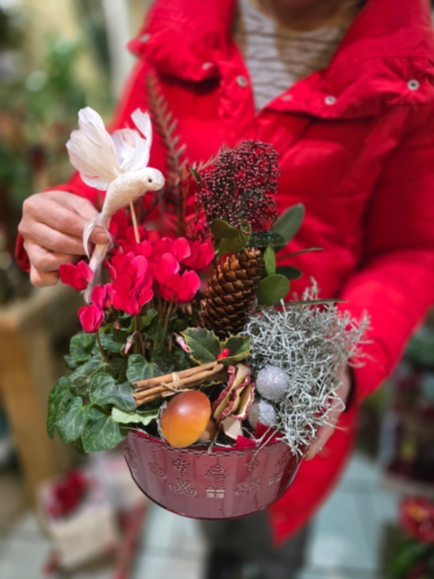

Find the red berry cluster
[[197, 141, 280, 231]]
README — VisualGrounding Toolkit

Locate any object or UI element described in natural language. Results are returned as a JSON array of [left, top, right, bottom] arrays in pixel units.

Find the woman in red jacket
[[17, 0, 434, 576]]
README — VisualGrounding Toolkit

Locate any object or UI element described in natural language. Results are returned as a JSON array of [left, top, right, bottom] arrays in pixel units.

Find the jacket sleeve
[[339, 103, 434, 404], [15, 58, 150, 271]]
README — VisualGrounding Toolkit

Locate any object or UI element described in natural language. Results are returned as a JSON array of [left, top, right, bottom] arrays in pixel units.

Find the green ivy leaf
[[276, 265, 303, 280], [57, 397, 87, 443], [257, 274, 290, 306], [211, 219, 250, 255], [221, 335, 251, 365], [126, 354, 163, 383], [47, 377, 73, 438], [82, 405, 127, 453], [89, 374, 136, 412], [181, 328, 221, 364], [263, 245, 276, 276], [69, 357, 107, 396], [273, 204, 305, 248], [111, 407, 159, 427]]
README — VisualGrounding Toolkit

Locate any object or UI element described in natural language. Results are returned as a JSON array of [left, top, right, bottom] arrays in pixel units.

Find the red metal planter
[[123, 429, 301, 519]]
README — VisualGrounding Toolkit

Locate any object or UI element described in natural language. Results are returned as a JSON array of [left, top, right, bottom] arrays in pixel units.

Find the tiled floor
[[0, 452, 399, 579]]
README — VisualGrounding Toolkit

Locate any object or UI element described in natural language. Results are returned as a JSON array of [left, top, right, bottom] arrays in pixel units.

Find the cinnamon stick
[[134, 361, 220, 391], [133, 364, 227, 406]]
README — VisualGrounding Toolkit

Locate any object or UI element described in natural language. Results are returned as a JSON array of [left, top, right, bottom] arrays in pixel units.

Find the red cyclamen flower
[[78, 304, 104, 333], [90, 284, 113, 310], [59, 261, 93, 291], [183, 238, 214, 270], [109, 252, 153, 315]]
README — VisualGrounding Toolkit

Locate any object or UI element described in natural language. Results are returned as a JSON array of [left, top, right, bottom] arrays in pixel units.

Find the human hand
[[18, 190, 109, 287], [305, 365, 352, 461]]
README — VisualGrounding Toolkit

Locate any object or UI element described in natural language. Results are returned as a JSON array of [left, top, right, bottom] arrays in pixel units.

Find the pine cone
[[200, 248, 264, 339]]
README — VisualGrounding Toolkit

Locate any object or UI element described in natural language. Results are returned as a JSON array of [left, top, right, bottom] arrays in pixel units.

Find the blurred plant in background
[[0, 2, 115, 303]]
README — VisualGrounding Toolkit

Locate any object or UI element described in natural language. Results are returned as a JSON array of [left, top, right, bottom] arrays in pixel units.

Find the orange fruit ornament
[[160, 391, 212, 448]]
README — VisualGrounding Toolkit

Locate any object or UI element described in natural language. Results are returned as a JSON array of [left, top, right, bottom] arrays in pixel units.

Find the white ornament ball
[[256, 365, 289, 401], [248, 399, 278, 430]]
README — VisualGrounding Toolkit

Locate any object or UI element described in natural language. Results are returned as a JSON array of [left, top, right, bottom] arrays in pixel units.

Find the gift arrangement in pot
[[46, 105, 368, 518]]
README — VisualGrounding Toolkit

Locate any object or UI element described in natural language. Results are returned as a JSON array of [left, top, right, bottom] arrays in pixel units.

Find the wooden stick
[[129, 200, 140, 244]]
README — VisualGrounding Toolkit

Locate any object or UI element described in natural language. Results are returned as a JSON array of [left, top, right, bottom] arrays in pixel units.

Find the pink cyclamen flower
[[59, 261, 93, 291], [78, 304, 104, 333]]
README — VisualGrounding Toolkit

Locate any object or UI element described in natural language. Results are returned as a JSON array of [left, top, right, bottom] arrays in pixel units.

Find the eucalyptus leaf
[[69, 357, 107, 396], [126, 354, 163, 383], [89, 374, 136, 412], [211, 219, 250, 254], [257, 274, 290, 306], [82, 405, 127, 453], [181, 328, 221, 364], [263, 245, 276, 276], [111, 407, 159, 427], [286, 298, 346, 306], [57, 397, 87, 443], [47, 377, 73, 438], [220, 335, 251, 365], [248, 230, 285, 248], [276, 265, 303, 280], [273, 204, 305, 247]]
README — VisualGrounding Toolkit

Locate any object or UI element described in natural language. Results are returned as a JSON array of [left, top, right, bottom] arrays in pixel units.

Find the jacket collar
[[129, 0, 434, 118]]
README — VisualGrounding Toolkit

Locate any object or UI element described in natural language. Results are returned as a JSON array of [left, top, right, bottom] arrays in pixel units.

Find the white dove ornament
[[66, 107, 165, 301]]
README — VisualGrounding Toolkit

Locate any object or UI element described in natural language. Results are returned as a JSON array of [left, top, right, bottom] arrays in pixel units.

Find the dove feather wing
[[66, 107, 122, 190], [131, 109, 152, 150]]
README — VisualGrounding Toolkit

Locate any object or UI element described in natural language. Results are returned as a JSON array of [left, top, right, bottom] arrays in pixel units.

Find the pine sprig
[[145, 72, 188, 235]]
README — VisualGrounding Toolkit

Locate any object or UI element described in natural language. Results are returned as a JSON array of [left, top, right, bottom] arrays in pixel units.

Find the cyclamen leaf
[[181, 328, 221, 364], [82, 405, 127, 453], [263, 245, 276, 276], [89, 374, 136, 412], [57, 397, 87, 443], [109, 357, 127, 381], [69, 332, 95, 364], [99, 332, 125, 353], [69, 357, 107, 396], [273, 204, 305, 247], [126, 354, 163, 383], [111, 407, 159, 427], [47, 377, 73, 438], [257, 274, 290, 306]]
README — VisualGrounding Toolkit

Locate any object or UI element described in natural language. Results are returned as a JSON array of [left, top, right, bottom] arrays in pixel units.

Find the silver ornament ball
[[248, 399, 278, 430], [256, 365, 289, 401]]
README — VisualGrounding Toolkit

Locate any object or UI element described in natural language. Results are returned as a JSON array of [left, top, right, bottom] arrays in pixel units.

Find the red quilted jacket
[[16, 0, 434, 543]]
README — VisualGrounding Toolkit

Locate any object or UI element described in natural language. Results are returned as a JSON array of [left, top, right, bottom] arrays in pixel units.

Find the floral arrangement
[[387, 497, 434, 579], [46, 104, 368, 457]]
